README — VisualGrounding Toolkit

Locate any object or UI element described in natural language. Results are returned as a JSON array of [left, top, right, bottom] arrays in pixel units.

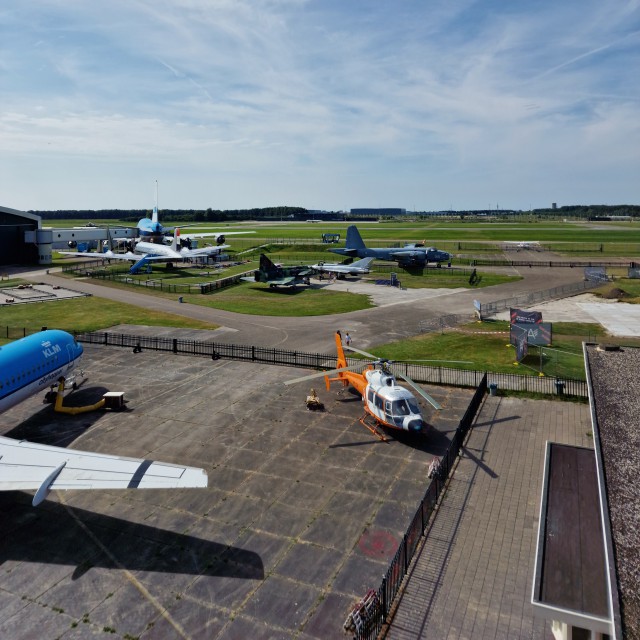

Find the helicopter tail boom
[[335, 331, 348, 371]]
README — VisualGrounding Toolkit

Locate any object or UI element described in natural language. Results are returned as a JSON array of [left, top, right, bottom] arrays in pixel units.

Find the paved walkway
[[385, 395, 592, 640]]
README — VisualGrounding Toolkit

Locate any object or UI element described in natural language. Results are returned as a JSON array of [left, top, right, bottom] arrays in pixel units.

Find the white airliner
[[61, 228, 229, 273], [311, 256, 375, 278], [0, 330, 207, 506]]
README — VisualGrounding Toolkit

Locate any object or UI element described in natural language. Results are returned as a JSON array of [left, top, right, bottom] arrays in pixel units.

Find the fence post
[[381, 575, 388, 617], [403, 534, 408, 573], [173, 338, 178, 354]]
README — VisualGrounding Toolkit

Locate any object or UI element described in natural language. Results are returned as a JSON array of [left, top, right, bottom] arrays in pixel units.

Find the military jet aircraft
[[253, 254, 314, 288], [311, 257, 374, 279]]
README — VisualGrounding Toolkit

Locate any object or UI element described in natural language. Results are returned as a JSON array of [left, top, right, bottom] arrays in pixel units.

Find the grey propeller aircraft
[[329, 225, 451, 267]]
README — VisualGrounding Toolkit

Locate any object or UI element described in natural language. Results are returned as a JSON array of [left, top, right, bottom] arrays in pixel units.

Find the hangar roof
[[0, 205, 41, 226]]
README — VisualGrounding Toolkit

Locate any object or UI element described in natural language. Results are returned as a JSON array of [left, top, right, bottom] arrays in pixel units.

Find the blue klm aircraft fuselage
[[0, 330, 83, 414]]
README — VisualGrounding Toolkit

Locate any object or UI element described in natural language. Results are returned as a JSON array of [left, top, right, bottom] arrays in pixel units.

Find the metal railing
[[75, 332, 588, 397], [0, 328, 588, 397], [350, 376, 488, 640], [61, 261, 255, 294], [477, 279, 600, 318]]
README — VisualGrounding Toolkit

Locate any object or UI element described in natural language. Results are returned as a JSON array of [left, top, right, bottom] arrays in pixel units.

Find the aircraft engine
[[67, 241, 77, 248], [217, 235, 226, 245]]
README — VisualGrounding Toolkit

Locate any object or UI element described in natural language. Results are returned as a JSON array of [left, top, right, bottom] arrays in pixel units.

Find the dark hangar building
[[350, 208, 407, 216], [0, 206, 41, 265]]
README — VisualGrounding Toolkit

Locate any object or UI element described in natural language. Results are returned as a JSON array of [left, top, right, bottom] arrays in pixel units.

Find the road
[[13, 262, 587, 353]]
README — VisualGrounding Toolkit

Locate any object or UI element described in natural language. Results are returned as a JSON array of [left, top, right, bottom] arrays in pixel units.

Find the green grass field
[[46, 217, 640, 251], [362, 320, 640, 381], [10, 218, 640, 380], [0, 296, 219, 338], [3, 294, 639, 379], [60, 257, 518, 298]]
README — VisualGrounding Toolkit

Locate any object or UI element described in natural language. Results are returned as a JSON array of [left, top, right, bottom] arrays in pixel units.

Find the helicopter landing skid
[[359, 413, 388, 442]]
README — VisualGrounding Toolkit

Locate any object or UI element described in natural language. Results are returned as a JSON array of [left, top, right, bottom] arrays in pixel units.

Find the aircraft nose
[[406, 418, 424, 433]]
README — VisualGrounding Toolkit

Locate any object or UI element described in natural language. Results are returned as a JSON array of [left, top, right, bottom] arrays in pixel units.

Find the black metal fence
[[0, 328, 587, 397], [348, 375, 488, 640], [477, 278, 600, 318], [61, 261, 255, 294], [465, 258, 632, 268], [70, 331, 587, 398]]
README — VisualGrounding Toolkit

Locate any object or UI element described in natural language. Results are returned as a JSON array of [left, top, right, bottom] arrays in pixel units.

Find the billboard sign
[[584, 267, 608, 283], [510, 308, 542, 324], [510, 322, 552, 346], [511, 325, 528, 362]]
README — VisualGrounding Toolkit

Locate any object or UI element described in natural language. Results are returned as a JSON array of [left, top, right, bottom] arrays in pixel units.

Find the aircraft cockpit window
[[390, 400, 411, 416], [390, 399, 419, 416]]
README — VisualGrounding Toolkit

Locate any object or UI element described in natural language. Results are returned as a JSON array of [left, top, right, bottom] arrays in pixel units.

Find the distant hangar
[[0, 206, 41, 265], [0, 205, 136, 267]]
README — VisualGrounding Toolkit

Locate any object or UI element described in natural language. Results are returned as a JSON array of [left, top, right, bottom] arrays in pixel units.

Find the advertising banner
[[511, 325, 528, 362], [510, 308, 542, 324], [511, 322, 552, 346]]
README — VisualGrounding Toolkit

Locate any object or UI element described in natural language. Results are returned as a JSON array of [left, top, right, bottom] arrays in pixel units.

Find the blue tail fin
[[345, 226, 367, 250]]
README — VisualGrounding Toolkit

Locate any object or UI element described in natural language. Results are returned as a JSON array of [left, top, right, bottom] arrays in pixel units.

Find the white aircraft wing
[[177, 230, 254, 240], [179, 244, 230, 258], [0, 436, 208, 506], [59, 250, 170, 262]]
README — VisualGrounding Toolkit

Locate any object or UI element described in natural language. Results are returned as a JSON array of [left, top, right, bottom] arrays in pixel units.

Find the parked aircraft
[[285, 333, 444, 440], [136, 208, 246, 246], [504, 241, 541, 250], [136, 181, 252, 245], [61, 228, 230, 274], [254, 254, 314, 288], [0, 330, 207, 506], [329, 225, 451, 267], [311, 257, 374, 278]]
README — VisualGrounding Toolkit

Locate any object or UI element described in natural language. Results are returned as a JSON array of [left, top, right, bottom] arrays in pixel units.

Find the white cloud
[[1, 0, 638, 210]]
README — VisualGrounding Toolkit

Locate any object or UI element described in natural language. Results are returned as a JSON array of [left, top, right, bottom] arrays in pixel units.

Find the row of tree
[[32, 206, 307, 222], [30, 204, 640, 222]]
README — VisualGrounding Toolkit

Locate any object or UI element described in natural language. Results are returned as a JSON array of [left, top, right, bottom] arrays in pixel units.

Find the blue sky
[[2, 0, 639, 211]]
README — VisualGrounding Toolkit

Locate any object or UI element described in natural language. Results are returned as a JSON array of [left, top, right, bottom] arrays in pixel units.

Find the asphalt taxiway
[[0, 341, 474, 639], [1, 260, 623, 639], [13, 261, 597, 353]]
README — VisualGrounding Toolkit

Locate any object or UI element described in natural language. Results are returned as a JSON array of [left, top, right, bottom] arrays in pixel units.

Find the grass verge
[[0, 296, 219, 337]]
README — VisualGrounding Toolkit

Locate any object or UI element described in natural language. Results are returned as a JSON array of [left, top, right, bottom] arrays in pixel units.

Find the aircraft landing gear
[[358, 413, 388, 441]]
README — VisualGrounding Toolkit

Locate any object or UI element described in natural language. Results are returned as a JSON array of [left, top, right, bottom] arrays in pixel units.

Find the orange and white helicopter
[[286, 332, 462, 439]]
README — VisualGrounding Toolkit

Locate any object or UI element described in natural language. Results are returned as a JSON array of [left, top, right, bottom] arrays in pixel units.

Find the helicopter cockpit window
[[390, 399, 416, 416], [406, 398, 420, 414], [374, 394, 384, 410]]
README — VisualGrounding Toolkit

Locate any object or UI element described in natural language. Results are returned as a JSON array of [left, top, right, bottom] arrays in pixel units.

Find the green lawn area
[[45, 217, 640, 259], [358, 320, 640, 381], [69, 276, 375, 316], [0, 296, 219, 338], [594, 279, 640, 303]]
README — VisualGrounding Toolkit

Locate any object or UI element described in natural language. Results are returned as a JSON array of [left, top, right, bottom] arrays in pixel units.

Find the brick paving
[[385, 396, 592, 640]]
